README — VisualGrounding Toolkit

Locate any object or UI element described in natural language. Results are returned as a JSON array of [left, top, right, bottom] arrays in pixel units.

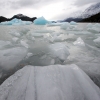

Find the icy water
[[0, 23, 100, 88]]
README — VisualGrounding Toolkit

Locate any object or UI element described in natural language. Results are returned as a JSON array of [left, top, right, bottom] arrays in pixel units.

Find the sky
[[0, 0, 99, 20]]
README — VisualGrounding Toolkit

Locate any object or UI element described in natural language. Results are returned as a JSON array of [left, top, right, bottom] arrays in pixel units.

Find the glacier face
[[0, 64, 100, 100]]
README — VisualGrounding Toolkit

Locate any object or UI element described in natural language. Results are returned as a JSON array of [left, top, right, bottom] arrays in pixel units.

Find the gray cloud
[[0, 0, 59, 10], [74, 0, 100, 6]]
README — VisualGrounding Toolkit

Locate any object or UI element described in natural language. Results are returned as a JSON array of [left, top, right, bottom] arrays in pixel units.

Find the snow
[[0, 64, 100, 100], [34, 16, 49, 25]]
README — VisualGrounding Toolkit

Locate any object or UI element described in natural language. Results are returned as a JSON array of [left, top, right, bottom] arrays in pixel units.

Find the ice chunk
[[0, 64, 100, 100], [49, 43, 70, 62], [93, 37, 100, 47], [73, 37, 85, 46], [34, 16, 49, 25], [86, 23, 93, 28], [9, 31, 21, 37], [0, 47, 27, 70], [60, 22, 69, 30], [0, 41, 11, 49], [25, 53, 33, 59], [12, 37, 19, 42], [70, 21, 77, 25], [20, 40, 29, 48]]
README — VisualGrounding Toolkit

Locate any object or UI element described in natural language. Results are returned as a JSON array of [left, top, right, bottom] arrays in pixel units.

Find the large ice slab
[[0, 47, 27, 70], [0, 64, 100, 100]]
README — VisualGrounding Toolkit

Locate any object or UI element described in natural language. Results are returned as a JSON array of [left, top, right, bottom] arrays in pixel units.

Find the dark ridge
[[0, 16, 9, 22], [0, 14, 37, 23], [64, 17, 82, 22], [79, 12, 100, 22]]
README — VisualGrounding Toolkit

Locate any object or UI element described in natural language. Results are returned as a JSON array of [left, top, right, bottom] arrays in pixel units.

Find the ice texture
[[0, 47, 27, 70], [34, 16, 48, 25], [0, 64, 100, 100], [49, 43, 70, 62], [0, 23, 100, 91]]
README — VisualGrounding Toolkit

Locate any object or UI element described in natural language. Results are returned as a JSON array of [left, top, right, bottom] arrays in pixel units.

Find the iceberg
[[0, 64, 100, 100], [0, 18, 32, 25], [34, 16, 49, 25], [70, 21, 77, 25]]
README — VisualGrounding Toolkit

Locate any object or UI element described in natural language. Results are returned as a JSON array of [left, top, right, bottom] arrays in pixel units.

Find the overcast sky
[[0, 0, 99, 20]]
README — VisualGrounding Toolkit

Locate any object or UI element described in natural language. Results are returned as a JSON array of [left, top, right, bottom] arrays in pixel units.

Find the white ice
[[0, 64, 100, 100], [73, 37, 85, 46], [0, 47, 27, 70]]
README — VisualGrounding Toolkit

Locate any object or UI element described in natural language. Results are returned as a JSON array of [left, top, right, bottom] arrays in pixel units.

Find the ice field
[[0, 21, 100, 100]]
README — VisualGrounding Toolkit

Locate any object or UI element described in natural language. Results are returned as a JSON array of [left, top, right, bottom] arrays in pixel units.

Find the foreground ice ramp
[[0, 64, 100, 100]]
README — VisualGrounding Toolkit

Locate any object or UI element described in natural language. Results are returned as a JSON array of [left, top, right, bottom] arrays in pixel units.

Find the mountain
[[82, 2, 100, 18], [64, 2, 100, 22], [0, 14, 37, 23], [64, 17, 82, 22], [0, 16, 9, 22], [79, 12, 100, 22]]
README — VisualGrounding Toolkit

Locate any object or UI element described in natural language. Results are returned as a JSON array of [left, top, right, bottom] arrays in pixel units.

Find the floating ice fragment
[[12, 37, 19, 42], [20, 40, 29, 48], [26, 53, 33, 59], [73, 37, 85, 46], [49, 43, 70, 62], [70, 21, 77, 25], [60, 22, 69, 30], [93, 37, 100, 47]]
